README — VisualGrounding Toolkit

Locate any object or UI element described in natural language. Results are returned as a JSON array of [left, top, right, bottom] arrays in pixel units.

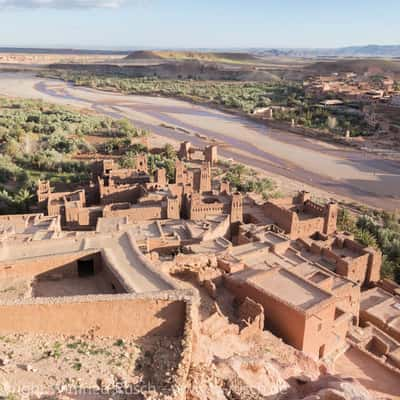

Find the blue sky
[[0, 0, 399, 49]]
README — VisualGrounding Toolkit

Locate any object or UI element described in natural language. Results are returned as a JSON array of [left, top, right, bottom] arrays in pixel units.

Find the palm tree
[[356, 229, 378, 249], [14, 189, 34, 213]]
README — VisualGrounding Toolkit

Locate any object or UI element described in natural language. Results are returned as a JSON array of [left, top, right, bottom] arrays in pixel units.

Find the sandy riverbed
[[0, 71, 399, 210]]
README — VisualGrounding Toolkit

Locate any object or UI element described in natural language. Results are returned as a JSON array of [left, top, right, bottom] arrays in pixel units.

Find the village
[[0, 139, 399, 399]]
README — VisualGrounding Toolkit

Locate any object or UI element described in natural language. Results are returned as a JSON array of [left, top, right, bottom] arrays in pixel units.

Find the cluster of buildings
[[303, 72, 400, 136], [0, 140, 399, 394], [304, 72, 398, 102]]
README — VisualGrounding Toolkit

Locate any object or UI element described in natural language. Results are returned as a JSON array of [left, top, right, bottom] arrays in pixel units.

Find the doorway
[[77, 258, 95, 278], [319, 344, 326, 359]]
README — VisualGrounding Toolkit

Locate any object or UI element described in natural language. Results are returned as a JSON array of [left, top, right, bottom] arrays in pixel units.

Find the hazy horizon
[[1, 44, 400, 52], [0, 0, 399, 49]]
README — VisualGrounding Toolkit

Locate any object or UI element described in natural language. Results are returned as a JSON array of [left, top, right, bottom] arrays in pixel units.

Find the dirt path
[[1, 72, 400, 210], [334, 348, 400, 399]]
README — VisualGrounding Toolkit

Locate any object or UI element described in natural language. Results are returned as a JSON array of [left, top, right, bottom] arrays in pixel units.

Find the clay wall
[[360, 310, 400, 343], [37, 180, 51, 205], [338, 253, 369, 284], [167, 197, 180, 220], [220, 181, 231, 194], [264, 194, 338, 239], [179, 142, 191, 160], [346, 344, 400, 384], [225, 271, 349, 359], [0, 294, 186, 338], [198, 163, 211, 193], [0, 251, 128, 295], [341, 239, 382, 285], [202, 215, 231, 242], [378, 279, 400, 296], [333, 283, 360, 323], [262, 202, 294, 234], [204, 145, 218, 166], [302, 301, 341, 358], [154, 168, 167, 188], [146, 238, 182, 253], [189, 202, 226, 220], [0, 213, 44, 229], [224, 276, 306, 350], [103, 204, 164, 222], [304, 201, 325, 217], [294, 217, 325, 239], [365, 248, 383, 285], [100, 184, 143, 205], [324, 203, 338, 235], [0, 251, 100, 280], [131, 135, 150, 149], [238, 297, 264, 330]]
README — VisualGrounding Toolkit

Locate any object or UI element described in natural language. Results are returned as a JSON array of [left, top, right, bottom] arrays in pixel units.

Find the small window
[[319, 345, 325, 359], [77, 259, 94, 277]]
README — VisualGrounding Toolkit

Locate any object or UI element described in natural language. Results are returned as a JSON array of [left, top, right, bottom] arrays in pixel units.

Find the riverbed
[[0, 71, 399, 210]]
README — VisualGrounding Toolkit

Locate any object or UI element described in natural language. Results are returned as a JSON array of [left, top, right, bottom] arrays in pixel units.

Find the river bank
[[0, 71, 400, 211]]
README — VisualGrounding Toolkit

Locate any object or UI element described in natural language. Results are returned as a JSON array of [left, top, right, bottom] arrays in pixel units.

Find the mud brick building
[[252, 191, 338, 239], [178, 141, 218, 166], [225, 267, 354, 359]]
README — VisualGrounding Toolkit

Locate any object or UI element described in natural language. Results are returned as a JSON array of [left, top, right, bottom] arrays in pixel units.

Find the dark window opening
[[77, 259, 95, 277], [319, 345, 325, 359]]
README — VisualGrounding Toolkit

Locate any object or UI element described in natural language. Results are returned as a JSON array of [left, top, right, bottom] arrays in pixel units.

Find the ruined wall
[[337, 253, 369, 284], [365, 248, 383, 285], [324, 203, 338, 235], [224, 276, 306, 351], [103, 204, 164, 221], [204, 145, 218, 166], [0, 251, 99, 280], [378, 279, 400, 296], [100, 184, 143, 205], [0, 294, 186, 338], [238, 297, 264, 331], [302, 301, 341, 358], [201, 215, 231, 242], [189, 200, 226, 220], [147, 238, 182, 253], [293, 217, 325, 239], [303, 201, 325, 217], [0, 251, 127, 296], [262, 202, 294, 235], [337, 239, 381, 286], [360, 310, 400, 343], [333, 283, 361, 324]]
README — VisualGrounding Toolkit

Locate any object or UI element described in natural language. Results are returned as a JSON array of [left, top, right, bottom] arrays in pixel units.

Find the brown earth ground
[[334, 347, 400, 399], [0, 333, 181, 399]]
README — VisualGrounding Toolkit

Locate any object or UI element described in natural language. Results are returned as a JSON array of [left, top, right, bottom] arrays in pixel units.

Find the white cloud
[[0, 0, 128, 8]]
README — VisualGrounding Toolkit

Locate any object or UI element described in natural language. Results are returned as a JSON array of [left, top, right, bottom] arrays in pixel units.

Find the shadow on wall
[[31, 252, 126, 298]]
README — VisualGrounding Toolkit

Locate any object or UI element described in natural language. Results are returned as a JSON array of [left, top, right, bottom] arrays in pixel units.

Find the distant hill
[[50, 60, 280, 82], [0, 47, 129, 55], [125, 51, 164, 60], [125, 50, 260, 64], [306, 59, 400, 76], [256, 45, 400, 58]]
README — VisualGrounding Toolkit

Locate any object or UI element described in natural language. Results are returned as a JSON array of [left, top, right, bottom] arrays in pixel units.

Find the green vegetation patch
[[0, 97, 145, 214], [42, 71, 372, 137], [338, 208, 400, 283]]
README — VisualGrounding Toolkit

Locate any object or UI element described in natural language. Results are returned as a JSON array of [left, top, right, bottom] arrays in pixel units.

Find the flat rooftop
[[0, 230, 174, 294], [361, 288, 400, 330], [231, 267, 333, 311], [331, 244, 363, 259]]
